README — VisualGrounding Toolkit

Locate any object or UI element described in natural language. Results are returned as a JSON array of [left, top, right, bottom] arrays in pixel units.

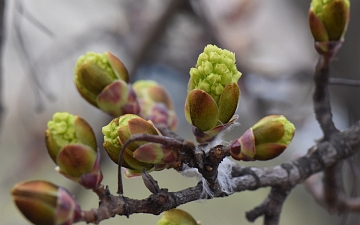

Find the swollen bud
[[45, 112, 97, 163], [185, 44, 241, 143], [11, 180, 82, 225], [230, 115, 295, 161], [158, 209, 199, 225], [102, 114, 178, 176], [74, 51, 139, 117], [46, 112, 103, 189], [309, 0, 350, 42], [133, 80, 178, 130]]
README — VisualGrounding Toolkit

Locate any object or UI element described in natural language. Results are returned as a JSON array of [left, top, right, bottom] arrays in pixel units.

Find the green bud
[[11, 180, 82, 225], [133, 80, 177, 130], [56, 144, 103, 189], [45, 112, 97, 163], [158, 209, 198, 225], [74, 52, 139, 117], [133, 80, 174, 110], [102, 114, 159, 174], [102, 114, 178, 175], [188, 44, 241, 104], [309, 0, 350, 42], [230, 115, 295, 161], [185, 45, 241, 141], [45, 112, 102, 189], [57, 144, 96, 177], [96, 80, 140, 117], [74, 51, 129, 105]]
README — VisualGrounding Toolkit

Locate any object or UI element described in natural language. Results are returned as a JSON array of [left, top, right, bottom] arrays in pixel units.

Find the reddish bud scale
[[11, 180, 82, 225], [230, 115, 295, 161]]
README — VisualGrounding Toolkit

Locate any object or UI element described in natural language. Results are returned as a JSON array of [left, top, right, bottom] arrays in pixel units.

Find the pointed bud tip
[[11, 180, 82, 225]]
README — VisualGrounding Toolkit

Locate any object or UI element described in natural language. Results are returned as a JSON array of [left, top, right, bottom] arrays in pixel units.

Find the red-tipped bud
[[133, 80, 177, 130], [45, 112, 102, 188], [102, 114, 178, 176], [74, 52, 139, 116], [230, 115, 295, 161], [11, 180, 82, 225]]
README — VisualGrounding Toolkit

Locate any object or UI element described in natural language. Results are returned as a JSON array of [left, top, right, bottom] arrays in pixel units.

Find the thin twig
[[246, 186, 292, 225], [329, 78, 360, 87], [0, 0, 5, 131], [313, 56, 339, 140], [127, 0, 186, 76]]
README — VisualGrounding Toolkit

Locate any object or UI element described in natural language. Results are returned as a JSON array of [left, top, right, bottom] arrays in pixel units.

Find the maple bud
[[230, 115, 295, 161], [45, 112, 102, 189], [185, 44, 241, 143], [309, 0, 350, 42], [11, 180, 82, 225], [133, 80, 177, 130], [102, 114, 177, 176], [45, 112, 97, 163], [74, 51, 139, 117]]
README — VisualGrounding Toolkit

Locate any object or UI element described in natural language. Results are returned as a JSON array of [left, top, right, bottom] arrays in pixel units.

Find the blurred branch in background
[[0, 0, 5, 130], [12, 0, 56, 111]]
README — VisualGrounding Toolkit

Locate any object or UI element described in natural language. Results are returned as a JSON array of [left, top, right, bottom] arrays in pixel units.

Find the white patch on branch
[[217, 157, 237, 194]]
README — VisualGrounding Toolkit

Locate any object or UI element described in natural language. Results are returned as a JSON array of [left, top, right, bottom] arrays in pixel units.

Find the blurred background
[[1, 0, 360, 224]]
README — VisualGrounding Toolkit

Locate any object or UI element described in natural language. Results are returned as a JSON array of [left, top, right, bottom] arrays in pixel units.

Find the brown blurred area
[[1, 0, 360, 224]]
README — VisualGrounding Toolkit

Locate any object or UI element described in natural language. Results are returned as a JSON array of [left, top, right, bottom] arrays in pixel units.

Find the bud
[[309, 0, 350, 42], [102, 114, 178, 176], [158, 209, 198, 225], [185, 44, 241, 143], [46, 112, 102, 189], [56, 144, 103, 189], [11, 180, 82, 225], [45, 112, 97, 162], [230, 115, 295, 161], [74, 51, 139, 117], [133, 80, 177, 130]]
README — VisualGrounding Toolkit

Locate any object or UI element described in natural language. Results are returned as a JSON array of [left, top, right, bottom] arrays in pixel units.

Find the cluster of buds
[[185, 44, 242, 143], [102, 114, 178, 177], [133, 80, 177, 130], [11, 43, 299, 225], [230, 115, 295, 161], [158, 209, 199, 225], [308, 0, 350, 54], [11, 180, 82, 225], [45, 112, 103, 189], [74, 51, 139, 117]]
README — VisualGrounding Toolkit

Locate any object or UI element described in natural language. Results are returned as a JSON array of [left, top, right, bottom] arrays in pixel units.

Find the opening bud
[[74, 52, 139, 116], [102, 114, 178, 176], [185, 45, 241, 142], [46, 112, 102, 188], [45, 112, 97, 163]]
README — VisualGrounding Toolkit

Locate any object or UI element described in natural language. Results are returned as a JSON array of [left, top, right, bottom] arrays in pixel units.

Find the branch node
[[142, 168, 161, 194]]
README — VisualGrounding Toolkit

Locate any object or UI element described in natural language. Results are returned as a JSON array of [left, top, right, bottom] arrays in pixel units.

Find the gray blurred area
[[1, 0, 359, 224]]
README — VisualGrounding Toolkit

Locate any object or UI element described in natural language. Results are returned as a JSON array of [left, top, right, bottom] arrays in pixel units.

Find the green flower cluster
[[188, 44, 241, 103]]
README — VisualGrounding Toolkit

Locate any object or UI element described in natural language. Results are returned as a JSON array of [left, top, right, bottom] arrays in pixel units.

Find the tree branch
[[329, 78, 360, 87], [313, 55, 339, 140], [246, 186, 292, 225], [80, 120, 360, 224]]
